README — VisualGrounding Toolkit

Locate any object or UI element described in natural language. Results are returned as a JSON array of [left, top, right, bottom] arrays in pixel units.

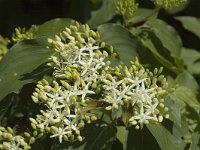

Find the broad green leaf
[[165, 97, 181, 127], [146, 19, 182, 58], [67, 145, 85, 150], [147, 124, 185, 150], [172, 118, 189, 143], [0, 38, 54, 101], [187, 63, 200, 75], [141, 38, 178, 73], [175, 16, 200, 39], [190, 132, 200, 150], [87, 0, 117, 28], [127, 8, 158, 25], [126, 126, 160, 149], [181, 48, 200, 65], [84, 124, 117, 150], [181, 48, 200, 74], [34, 18, 75, 38], [116, 126, 128, 150], [170, 86, 200, 112], [0, 18, 75, 101], [175, 71, 199, 94], [98, 23, 138, 65]]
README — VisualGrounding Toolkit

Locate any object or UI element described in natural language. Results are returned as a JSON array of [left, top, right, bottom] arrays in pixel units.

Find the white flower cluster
[[47, 22, 111, 83], [101, 61, 169, 129], [31, 22, 113, 143], [0, 127, 30, 150], [31, 22, 169, 143], [31, 79, 97, 143]]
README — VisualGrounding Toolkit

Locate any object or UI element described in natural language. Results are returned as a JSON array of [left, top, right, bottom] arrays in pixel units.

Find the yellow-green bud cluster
[[0, 35, 9, 60], [31, 78, 98, 143], [48, 22, 112, 83], [151, 0, 187, 9], [31, 22, 114, 143], [116, 0, 138, 19], [0, 126, 30, 150], [12, 25, 37, 43], [101, 59, 169, 129]]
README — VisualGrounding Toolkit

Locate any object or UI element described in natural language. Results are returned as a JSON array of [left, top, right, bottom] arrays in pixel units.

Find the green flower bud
[[77, 135, 83, 142], [29, 137, 35, 144], [24, 132, 31, 138], [31, 123, 37, 130], [158, 115, 163, 122]]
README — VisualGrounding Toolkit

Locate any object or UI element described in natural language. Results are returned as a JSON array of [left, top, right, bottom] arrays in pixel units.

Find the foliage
[[0, 0, 199, 150], [0, 35, 9, 60]]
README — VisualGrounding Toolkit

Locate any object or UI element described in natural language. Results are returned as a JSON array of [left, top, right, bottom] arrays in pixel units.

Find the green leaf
[[172, 118, 190, 143], [84, 124, 117, 150], [147, 124, 185, 150], [0, 38, 54, 101], [175, 16, 200, 39], [116, 126, 128, 150], [146, 19, 182, 58], [170, 86, 200, 112], [165, 97, 181, 127], [67, 145, 85, 150], [181, 48, 200, 74], [0, 18, 75, 101], [141, 38, 178, 73], [87, 0, 117, 28], [34, 18, 75, 38], [97, 23, 138, 65], [175, 71, 199, 94], [190, 132, 200, 150], [127, 8, 158, 25]]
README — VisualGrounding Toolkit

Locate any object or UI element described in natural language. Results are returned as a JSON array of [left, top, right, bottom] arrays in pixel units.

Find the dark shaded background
[[0, 0, 199, 49], [0, 0, 94, 36]]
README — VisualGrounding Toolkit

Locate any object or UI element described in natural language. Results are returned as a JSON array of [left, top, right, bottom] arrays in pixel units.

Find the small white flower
[[134, 80, 156, 104], [129, 104, 155, 128], [50, 127, 71, 143]]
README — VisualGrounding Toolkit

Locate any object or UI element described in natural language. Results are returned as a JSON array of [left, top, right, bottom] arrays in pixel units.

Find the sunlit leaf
[[170, 86, 200, 112], [127, 8, 158, 25], [175, 16, 200, 39], [181, 48, 200, 74], [165, 97, 181, 127], [175, 71, 199, 94], [35, 18, 75, 38], [0, 38, 54, 101], [87, 0, 117, 28], [190, 132, 200, 150], [147, 124, 185, 150], [141, 38, 178, 73], [116, 126, 128, 150], [146, 19, 182, 58], [0, 18, 75, 101], [98, 23, 138, 65]]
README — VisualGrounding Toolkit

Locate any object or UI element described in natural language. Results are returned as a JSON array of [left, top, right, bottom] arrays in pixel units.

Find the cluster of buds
[[31, 22, 170, 143], [47, 22, 113, 82], [12, 25, 37, 43], [31, 22, 113, 143], [101, 59, 169, 129], [151, 0, 187, 9], [116, 0, 138, 20], [31, 79, 98, 143], [0, 126, 30, 150], [0, 35, 9, 60]]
